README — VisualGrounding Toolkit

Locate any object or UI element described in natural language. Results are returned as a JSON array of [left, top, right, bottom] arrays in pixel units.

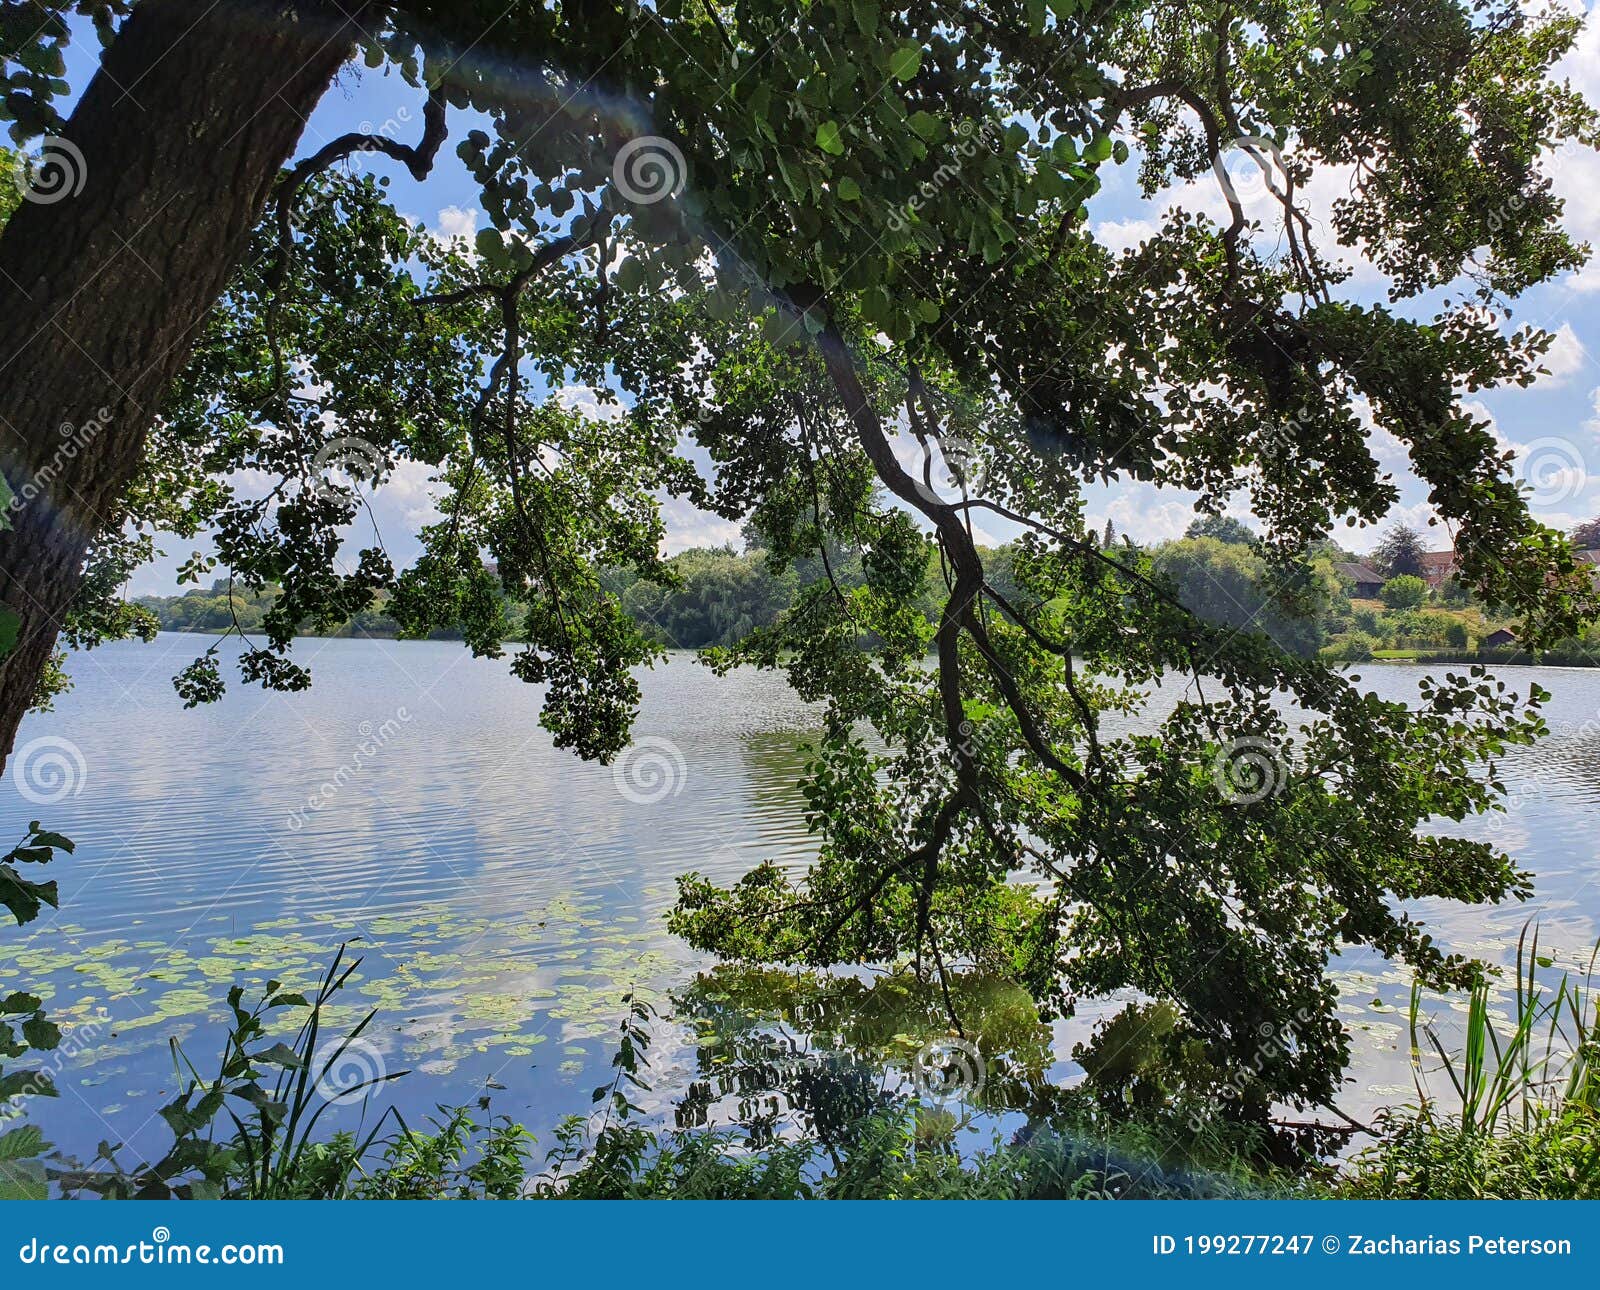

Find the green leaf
[[254, 1042, 304, 1070], [860, 285, 893, 324], [0, 869, 58, 927], [0, 1124, 46, 1161], [815, 121, 845, 156], [614, 256, 647, 293], [229, 1083, 286, 1121], [837, 176, 861, 202], [705, 286, 742, 320], [159, 1097, 204, 1136], [0, 993, 42, 1015], [473, 228, 508, 268], [0, 1070, 55, 1099], [0, 1158, 46, 1201], [888, 44, 922, 82], [762, 311, 803, 348], [21, 1015, 60, 1051], [1034, 165, 1067, 199], [266, 991, 309, 1009]]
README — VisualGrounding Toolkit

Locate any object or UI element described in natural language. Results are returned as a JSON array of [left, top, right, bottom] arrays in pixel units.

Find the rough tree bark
[[0, 0, 372, 770]]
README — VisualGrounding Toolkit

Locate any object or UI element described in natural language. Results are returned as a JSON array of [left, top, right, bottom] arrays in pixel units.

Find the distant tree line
[[138, 536, 1030, 653], [135, 513, 1600, 664]]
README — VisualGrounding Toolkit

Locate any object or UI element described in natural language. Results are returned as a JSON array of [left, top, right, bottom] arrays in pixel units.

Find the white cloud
[[659, 497, 742, 554], [1097, 490, 1199, 545], [1549, 5, 1600, 286], [1293, 162, 1387, 288], [1553, 0, 1600, 100], [433, 205, 478, 243], [223, 466, 281, 501], [374, 458, 444, 529], [1092, 215, 1160, 255], [1089, 143, 1385, 285], [552, 384, 627, 422], [1552, 144, 1600, 292], [1585, 384, 1600, 433], [1539, 322, 1589, 385], [1463, 395, 1598, 518], [1342, 501, 1448, 555]]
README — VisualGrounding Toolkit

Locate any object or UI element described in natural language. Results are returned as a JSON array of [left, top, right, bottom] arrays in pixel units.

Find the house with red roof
[[1418, 549, 1457, 588]]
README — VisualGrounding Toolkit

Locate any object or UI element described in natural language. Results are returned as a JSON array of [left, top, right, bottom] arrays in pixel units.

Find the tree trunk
[[0, 0, 369, 770]]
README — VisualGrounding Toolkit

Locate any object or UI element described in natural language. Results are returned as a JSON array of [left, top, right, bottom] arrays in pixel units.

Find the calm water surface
[[5, 634, 1599, 1163]]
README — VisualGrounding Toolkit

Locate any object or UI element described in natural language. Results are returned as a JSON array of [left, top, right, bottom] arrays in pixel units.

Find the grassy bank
[[1364, 647, 1600, 668]]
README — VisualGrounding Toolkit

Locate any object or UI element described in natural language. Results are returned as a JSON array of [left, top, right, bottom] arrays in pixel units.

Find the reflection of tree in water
[[738, 732, 816, 807], [657, 966, 1349, 1194], [671, 967, 1053, 1160]]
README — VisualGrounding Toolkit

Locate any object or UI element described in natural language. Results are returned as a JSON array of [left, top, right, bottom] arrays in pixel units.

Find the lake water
[[5, 633, 1600, 1167]]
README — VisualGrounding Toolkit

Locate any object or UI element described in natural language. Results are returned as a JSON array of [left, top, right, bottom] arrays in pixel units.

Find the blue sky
[[57, 4, 1600, 595]]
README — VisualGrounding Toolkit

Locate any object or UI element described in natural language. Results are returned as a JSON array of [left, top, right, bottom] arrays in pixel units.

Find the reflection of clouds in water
[[24, 636, 826, 936]]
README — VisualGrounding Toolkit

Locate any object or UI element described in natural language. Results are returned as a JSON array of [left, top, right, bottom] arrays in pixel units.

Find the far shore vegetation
[[134, 517, 1600, 668]]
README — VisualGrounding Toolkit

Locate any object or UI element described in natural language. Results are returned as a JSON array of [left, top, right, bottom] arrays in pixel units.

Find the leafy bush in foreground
[[1331, 1106, 1600, 1200]]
